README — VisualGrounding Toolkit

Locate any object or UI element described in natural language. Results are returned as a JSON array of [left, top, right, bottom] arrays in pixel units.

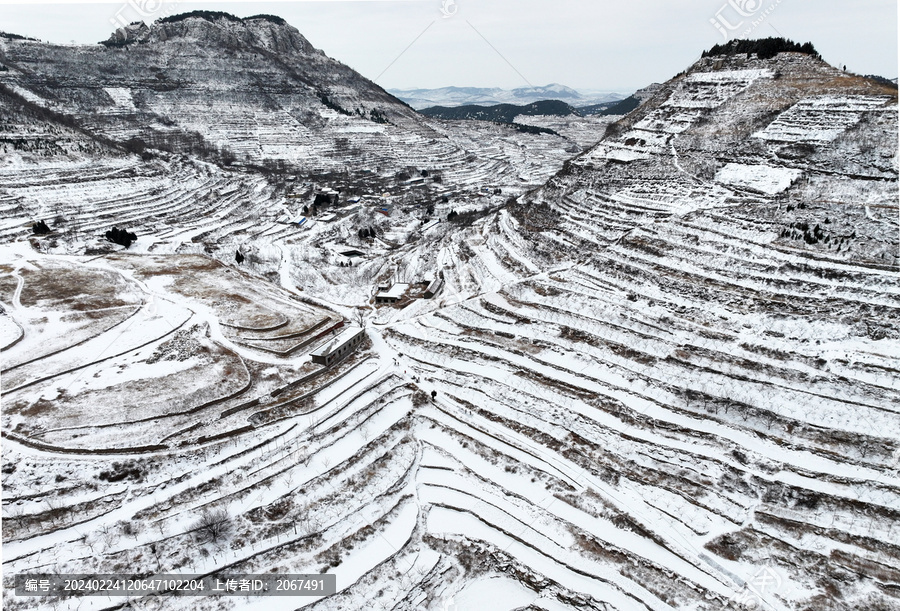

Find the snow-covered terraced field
[[664, 69, 774, 109], [715, 163, 803, 194], [754, 96, 892, 143], [1, 31, 898, 611]]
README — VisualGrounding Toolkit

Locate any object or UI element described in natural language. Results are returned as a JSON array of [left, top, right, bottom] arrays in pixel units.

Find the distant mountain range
[[420, 100, 579, 123], [419, 95, 643, 124], [388, 84, 627, 110]]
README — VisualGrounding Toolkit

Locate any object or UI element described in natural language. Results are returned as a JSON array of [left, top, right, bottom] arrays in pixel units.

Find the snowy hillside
[[1, 29, 899, 611], [0, 13, 590, 178]]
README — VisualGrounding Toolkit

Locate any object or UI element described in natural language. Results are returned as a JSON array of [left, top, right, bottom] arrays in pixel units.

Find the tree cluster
[[780, 221, 834, 246], [32, 220, 51, 235], [106, 226, 137, 248], [447, 208, 493, 226], [0, 32, 37, 41], [244, 14, 287, 25], [702, 38, 818, 61], [159, 10, 242, 24], [319, 93, 352, 116], [313, 193, 333, 207]]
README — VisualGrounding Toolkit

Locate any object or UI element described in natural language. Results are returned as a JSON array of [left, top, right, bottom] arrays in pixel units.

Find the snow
[[0, 313, 23, 348], [754, 95, 891, 143], [581, 144, 650, 164], [714, 163, 803, 194], [428, 507, 663, 610], [376, 283, 409, 300], [336, 124, 386, 133], [4, 83, 47, 105], [103, 87, 137, 111], [684, 68, 775, 82], [663, 69, 774, 109], [1, 39, 897, 611], [449, 576, 574, 611], [310, 325, 363, 359]]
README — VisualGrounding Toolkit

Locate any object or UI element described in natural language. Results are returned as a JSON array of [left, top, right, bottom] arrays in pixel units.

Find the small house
[[424, 276, 443, 299], [310, 325, 365, 366], [375, 283, 409, 304]]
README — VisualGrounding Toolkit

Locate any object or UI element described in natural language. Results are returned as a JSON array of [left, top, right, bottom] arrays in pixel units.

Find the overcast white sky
[[1, 0, 897, 92]]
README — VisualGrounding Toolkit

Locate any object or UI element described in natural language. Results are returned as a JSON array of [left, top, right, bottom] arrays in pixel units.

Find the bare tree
[[353, 307, 367, 328], [149, 542, 163, 572], [100, 524, 117, 551], [192, 508, 233, 545]]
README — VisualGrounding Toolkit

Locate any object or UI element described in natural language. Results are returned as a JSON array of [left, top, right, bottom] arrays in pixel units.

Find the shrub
[[98, 461, 143, 483], [32, 220, 51, 235], [105, 226, 137, 248], [122, 137, 147, 155], [449, 207, 492, 226]]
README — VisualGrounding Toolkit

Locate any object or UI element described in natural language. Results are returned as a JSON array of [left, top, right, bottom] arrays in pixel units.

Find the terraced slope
[[1, 46, 898, 611], [1, 13, 417, 163], [0, 12, 592, 178]]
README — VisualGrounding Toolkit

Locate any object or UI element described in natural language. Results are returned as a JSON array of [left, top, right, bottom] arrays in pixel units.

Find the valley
[[0, 14, 898, 611]]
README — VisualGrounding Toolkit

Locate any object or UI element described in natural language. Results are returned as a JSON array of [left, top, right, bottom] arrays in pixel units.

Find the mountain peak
[[102, 10, 316, 55]]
